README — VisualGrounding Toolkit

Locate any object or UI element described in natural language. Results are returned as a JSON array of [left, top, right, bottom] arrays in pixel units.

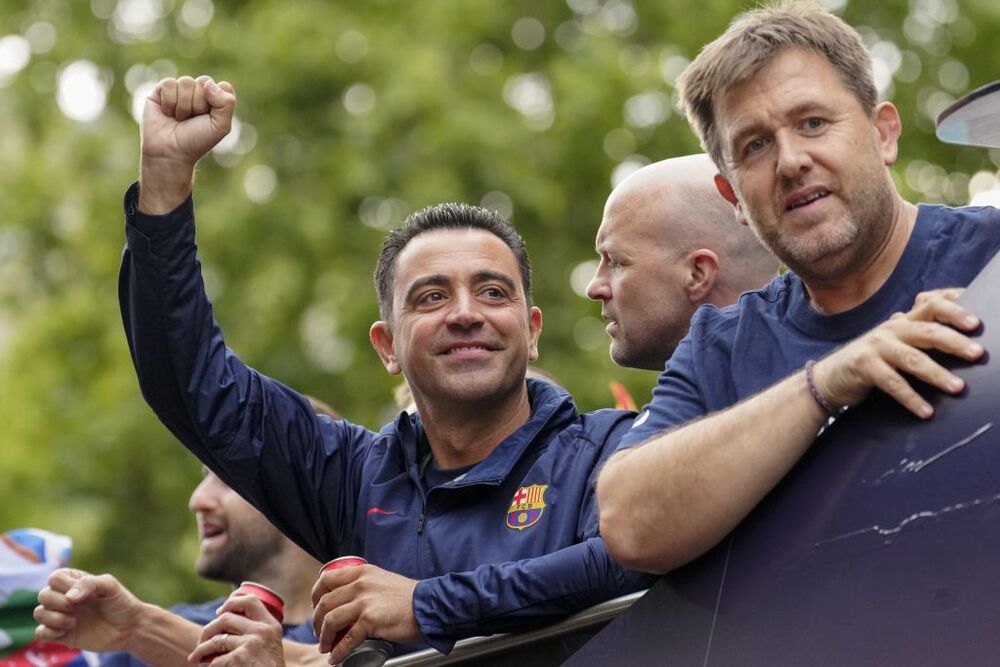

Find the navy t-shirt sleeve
[[618, 326, 710, 449], [617, 300, 748, 449]]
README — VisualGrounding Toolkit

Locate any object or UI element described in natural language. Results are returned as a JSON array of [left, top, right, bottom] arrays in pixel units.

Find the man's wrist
[[138, 156, 195, 214], [122, 600, 205, 662], [804, 359, 846, 419], [121, 601, 164, 653]]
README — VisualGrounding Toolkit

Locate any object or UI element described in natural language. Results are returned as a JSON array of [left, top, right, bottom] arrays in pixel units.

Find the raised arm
[[121, 76, 376, 561], [597, 289, 985, 573]]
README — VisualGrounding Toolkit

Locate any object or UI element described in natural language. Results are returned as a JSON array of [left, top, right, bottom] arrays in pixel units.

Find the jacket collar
[[393, 379, 577, 487]]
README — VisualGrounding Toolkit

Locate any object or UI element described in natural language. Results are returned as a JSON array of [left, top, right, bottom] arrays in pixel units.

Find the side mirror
[[936, 80, 1000, 148]]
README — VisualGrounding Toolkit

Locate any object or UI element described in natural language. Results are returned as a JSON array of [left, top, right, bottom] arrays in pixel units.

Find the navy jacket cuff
[[123, 181, 194, 237], [411, 579, 458, 654]]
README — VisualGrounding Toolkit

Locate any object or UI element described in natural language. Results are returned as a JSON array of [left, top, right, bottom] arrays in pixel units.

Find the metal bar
[[381, 589, 648, 666]]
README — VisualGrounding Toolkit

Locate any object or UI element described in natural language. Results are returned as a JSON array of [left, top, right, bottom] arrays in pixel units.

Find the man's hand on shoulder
[[138, 75, 237, 214], [813, 287, 984, 418]]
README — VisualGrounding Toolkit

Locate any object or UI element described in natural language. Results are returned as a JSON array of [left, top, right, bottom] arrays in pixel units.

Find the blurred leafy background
[[2, 0, 999, 604]]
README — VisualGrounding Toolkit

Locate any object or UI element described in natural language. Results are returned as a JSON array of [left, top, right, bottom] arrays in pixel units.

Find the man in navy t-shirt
[[597, 2, 1000, 574]]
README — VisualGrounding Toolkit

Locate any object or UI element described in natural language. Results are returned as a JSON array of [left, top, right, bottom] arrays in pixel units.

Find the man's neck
[[243, 552, 322, 625], [804, 198, 919, 314], [417, 386, 533, 470]]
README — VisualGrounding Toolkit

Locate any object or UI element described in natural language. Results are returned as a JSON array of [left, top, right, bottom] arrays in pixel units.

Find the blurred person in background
[[35, 476, 323, 665], [35, 395, 340, 666]]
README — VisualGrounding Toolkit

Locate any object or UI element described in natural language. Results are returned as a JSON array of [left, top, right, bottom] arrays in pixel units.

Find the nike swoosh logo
[[366, 507, 396, 516]]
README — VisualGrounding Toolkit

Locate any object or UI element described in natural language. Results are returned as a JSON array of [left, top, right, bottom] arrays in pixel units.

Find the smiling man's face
[[370, 228, 542, 413]]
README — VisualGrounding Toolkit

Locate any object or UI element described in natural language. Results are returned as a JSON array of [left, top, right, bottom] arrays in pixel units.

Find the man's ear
[[527, 307, 543, 362], [872, 101, 902, 166], [369, 321, 401, 375], [685, 249, 720, 304], [714, 173, 748, 227]]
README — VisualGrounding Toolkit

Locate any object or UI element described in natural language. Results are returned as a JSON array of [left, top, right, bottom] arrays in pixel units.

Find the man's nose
[[586, 266, 610, 302], [445, 291, 486, 327], [775, 131, 814, 181], [188, 477, 219, 511]]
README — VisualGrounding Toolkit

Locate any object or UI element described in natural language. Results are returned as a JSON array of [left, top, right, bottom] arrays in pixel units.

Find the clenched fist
[[138, 75, 236, 214]]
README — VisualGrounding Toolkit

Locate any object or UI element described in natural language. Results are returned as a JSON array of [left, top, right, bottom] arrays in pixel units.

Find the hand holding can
[[201, 581, 284, 662], [320, 556, 368, 646], [318, 557, 393, 667]]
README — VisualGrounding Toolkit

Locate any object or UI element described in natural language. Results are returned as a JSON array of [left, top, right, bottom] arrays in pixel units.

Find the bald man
[[587, 154, 777, 371]]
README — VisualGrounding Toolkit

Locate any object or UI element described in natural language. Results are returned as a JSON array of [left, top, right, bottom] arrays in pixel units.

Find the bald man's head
[[587, 154, 777, 370]]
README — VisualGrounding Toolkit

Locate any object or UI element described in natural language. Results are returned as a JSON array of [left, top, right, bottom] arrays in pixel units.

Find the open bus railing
[[341, 589, 647, 667]]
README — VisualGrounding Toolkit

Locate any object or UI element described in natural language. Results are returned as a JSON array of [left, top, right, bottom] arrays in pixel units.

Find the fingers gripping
[[33, 597, 75, 639], [191, 609, 281, 665], [816, 304, 983, 419], [319, 603, 368, 664], [910, 288, 979, 331], [912, 287, 963, 310]]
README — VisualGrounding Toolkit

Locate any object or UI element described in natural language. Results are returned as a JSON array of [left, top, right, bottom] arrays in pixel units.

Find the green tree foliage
[[1, 0, 998, 604]]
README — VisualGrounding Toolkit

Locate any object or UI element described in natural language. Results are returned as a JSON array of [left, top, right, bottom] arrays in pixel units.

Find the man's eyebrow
[[595, 237, 617, 256], [786, 101, 830, 121], [404, 275, 451, 303], [473, 270, 517, 292]]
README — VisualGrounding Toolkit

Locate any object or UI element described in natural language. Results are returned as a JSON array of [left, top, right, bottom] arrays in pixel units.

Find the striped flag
[[0, 529, 93, 665]]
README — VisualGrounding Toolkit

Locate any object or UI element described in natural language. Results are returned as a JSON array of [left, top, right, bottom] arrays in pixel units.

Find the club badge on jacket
[[506, 484, 547, 530]]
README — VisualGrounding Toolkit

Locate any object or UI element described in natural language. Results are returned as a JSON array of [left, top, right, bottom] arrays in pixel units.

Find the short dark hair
[[374, 202, 533, 321]]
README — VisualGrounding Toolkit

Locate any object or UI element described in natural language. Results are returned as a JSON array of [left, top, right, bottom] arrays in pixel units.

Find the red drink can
[[320, 556, 368, 646], [234, 581, 285, 624], [322, 555, 368, 573]]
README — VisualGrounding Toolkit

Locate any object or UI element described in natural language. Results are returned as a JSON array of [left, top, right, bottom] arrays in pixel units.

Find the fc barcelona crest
[[506, 484, 547, 530]]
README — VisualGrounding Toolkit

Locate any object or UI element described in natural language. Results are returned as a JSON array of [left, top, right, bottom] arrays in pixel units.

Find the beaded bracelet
[[804, 359, 843, 419]]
